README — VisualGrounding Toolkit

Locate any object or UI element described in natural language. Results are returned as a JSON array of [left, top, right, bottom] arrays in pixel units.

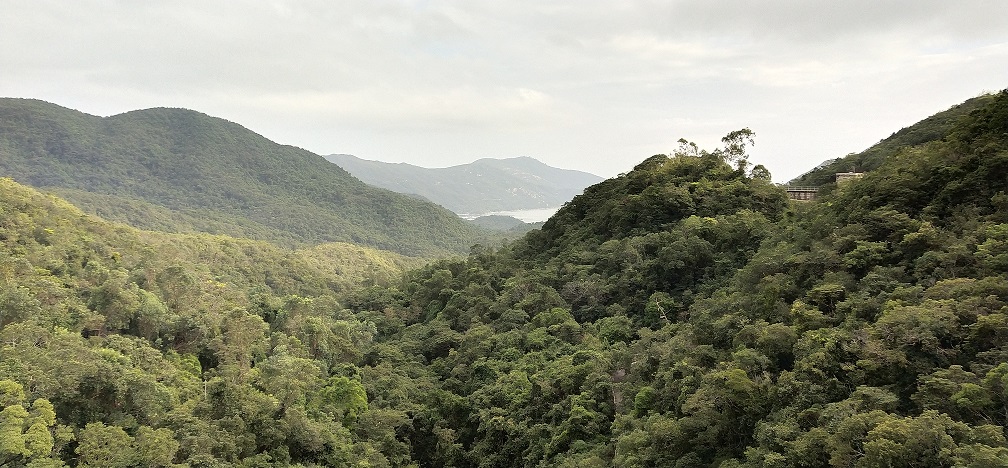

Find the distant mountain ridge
[[0, 98, 489, 256], [325, 154, 604, 215]]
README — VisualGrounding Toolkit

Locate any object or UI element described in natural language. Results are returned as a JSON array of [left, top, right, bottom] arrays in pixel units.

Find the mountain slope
[[789, 92, 996, 186], [325, 154, 603, 215], [0, 177, 426, 466], [2, 91, 1007, 467], [0, 98, 488, 256], [343, 92, 1008, 466]]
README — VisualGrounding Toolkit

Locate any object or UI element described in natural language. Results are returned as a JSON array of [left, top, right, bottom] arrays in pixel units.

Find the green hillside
[[346, 92, 1008, 466], [0, 176, 430, 466], [789, 92, 996, 187], [325, 154, 603, 215], [1, 91, 1006, 467], [0, 99, 489, 256]]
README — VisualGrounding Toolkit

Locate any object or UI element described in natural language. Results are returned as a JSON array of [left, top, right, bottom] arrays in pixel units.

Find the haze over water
[[460, 207, 560, 223]]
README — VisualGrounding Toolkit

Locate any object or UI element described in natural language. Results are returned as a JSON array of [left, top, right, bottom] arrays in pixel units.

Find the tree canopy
[[1, 90, 1007, 466]]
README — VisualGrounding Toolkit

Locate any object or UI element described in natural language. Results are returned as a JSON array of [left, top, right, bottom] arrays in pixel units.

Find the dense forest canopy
[[0, 90, 1006, 467], [0, 99, 492, 256]]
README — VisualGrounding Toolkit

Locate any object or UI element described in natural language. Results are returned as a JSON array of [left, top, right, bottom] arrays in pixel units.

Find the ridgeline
[[325, 154, 603, 215], [0, 99, 490, 256], [0, 91, 1006, 466]]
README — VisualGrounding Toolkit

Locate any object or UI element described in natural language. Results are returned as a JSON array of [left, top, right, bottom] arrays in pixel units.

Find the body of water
[[460, 207, 560, 223]]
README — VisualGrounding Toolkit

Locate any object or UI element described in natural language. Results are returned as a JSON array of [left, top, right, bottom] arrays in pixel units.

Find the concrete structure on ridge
[[784, 172, 865, 201], [835, 172, 865, 185]]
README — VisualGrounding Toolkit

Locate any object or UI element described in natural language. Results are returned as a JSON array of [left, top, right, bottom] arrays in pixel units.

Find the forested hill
[[1, 91, 1006, 467], [789, 92, 995, 187], [325, 154, 603, 215], [344, 92, 1008, 466], [0, 176, 425, 466], [0, 98, 488, 256]]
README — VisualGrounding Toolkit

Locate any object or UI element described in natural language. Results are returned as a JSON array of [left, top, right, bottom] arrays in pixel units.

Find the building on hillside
[[785, 172, 864, 201], [835, 172, 864, 184], [785, 186, 818, 201]]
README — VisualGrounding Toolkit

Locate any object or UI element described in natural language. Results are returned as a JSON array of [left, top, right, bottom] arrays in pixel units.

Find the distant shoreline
[[459, 207, 560, 223]]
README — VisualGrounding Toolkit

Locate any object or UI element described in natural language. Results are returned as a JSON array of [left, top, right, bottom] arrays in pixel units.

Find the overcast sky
[[2, 1, 1006, 181]]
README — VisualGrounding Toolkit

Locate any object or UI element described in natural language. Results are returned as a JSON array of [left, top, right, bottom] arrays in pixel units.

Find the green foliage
[[2, 90, 1007, 466], [790, 92, 997, 186], [0, 177, 424, 466], [0, 380, 66, 467], [311, 376, 369, 427], [0, 98, 493, 256], [339, 93, 1008, 467]]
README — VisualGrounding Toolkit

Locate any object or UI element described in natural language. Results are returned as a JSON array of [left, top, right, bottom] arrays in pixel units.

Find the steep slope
[[0, 177, 431, 466], [2, 91, 1007, 467], [341, 93, 1008, 466], [0, 99, 488, 256], [325, 154, 603, 215], [789, 92, 996, 186]]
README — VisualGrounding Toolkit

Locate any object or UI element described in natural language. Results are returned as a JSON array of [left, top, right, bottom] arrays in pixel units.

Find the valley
[[1, 91, 1007, 467]]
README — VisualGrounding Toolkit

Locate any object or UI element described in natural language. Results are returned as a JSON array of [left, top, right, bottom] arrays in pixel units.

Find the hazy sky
[[2, 1, 1006, 181]]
